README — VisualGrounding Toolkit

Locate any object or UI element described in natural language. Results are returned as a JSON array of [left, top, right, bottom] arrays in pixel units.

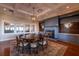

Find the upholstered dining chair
[[15, 36, 24, 54], [16, 36, 29, 54], [38, 34, 48, 50], [28, 37, 39, 55]]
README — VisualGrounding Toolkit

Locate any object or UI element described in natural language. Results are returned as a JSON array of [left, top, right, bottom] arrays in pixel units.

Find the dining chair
[[28, 35, 39, 55], [38, 34, 48, 50], [15, 36, 24, 54], [16, 35, 29, 53]]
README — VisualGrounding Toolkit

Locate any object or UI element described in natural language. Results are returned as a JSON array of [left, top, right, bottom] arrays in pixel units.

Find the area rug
[[10, 41, 68, 56]]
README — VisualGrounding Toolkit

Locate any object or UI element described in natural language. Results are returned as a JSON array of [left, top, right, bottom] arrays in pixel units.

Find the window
[[3, 21, 35, 34], [4, 22, 14, 33], [31, 25, 35, 32], [25, 25, 30, 32], [16, 26, 24, 33]]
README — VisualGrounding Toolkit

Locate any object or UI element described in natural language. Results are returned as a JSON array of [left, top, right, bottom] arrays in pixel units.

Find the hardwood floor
[[49, 39, 79, 56], [0, 39, 79, 56]]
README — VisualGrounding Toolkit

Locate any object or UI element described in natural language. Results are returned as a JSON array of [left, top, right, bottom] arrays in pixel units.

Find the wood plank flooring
[[0, 39, 79, 56], [49, 39, 79, 56]]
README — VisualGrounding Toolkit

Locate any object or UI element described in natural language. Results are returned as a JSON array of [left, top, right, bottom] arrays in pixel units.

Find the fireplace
[[45, 30, 55, 38]]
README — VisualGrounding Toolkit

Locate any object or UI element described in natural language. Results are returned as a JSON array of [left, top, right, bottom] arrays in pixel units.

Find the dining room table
[[20, 34, 40, 54], [17, 33, 48, 55]]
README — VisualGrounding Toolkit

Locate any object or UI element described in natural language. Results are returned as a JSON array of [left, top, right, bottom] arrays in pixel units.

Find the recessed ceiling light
[[3, 8, 7, 11], [66, 6, 70, 9]]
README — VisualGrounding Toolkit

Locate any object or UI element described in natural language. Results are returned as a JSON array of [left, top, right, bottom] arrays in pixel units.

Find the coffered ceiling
[[0, 3, 79, 21]]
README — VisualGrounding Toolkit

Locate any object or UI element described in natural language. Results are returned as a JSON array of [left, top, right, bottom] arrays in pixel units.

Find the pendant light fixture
[[31, 7, 37, 21]]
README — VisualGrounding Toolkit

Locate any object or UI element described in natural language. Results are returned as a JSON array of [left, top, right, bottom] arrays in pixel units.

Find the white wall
[[0, 13, 39, 41]]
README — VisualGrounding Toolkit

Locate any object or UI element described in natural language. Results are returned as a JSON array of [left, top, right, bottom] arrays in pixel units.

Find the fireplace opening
[[45, 30, 55, 39]]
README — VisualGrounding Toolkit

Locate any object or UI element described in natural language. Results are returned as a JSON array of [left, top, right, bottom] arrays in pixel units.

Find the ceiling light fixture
[[66, 6, 70, 9], [3, 8, 7, 11], [31, 7, 37, 21]]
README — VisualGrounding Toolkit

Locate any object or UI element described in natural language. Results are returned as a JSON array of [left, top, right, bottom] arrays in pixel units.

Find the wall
[[43, 15, 79, 45], [0, 13, 39, 41], [58, 15, 79, 45], [58, 33, 79, 45]]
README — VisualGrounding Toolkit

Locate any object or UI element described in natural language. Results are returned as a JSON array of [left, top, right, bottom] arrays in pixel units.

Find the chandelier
[[31, 15, 37, 21], [31, 7, 37, 21]]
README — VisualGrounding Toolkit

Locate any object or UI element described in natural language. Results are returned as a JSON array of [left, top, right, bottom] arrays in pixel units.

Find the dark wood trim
[[60, 13, 79, 19], [58, 16, 61, 33], [59, 10, 79, 19], [42, 10, 79, 22], [39, 21, 45, 31]]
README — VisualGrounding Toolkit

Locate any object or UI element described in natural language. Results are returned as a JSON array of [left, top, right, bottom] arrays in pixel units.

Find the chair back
[[16, 36, 23, 46], [16, 36, 20, 46]]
